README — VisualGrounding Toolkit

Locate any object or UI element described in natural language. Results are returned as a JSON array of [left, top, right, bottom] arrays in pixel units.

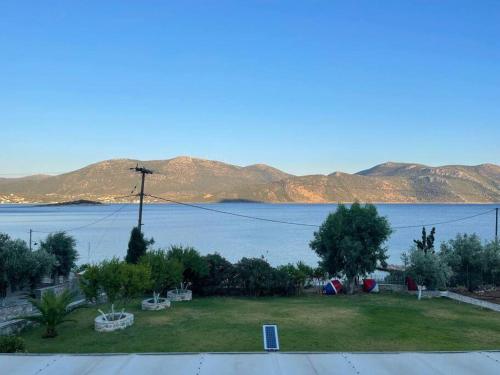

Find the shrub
[[139, 250, 183, 295], [481, 241, 500, 286], [79, 264, 101, 303], [40, 232, 78, 277], [278, 262, 313, 295], [197, 253, 235, 295], [0, 336, 25, 353], [402, 246, 452, 290], [167, 246, 208, 288], [120, 262, 152, 301], [234, 257, 275, 296], [98, 258, 123, 304], [26, 290, 75, 338]]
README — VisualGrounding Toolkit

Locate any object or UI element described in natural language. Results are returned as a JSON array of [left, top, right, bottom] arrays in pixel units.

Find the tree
[[234, 257, 274, 296], [481, 241, 500, 286], [40, 232, 78, 278], [197, 253, 235, 295], [440, 234, 483, 291], [98, 258, 123, 304], [125, 227, 153, 264], [120, 262, 152, 301], [310, 203, 392, 294], [26, 290, 75, 338], [79, 264, 101, 303], [414, 227, 436, 254]]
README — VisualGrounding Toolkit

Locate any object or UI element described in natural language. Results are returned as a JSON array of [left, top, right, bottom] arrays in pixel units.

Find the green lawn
[[21, 293, 500, 353]]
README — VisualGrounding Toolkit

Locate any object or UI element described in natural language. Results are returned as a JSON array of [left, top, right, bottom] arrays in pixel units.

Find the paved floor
[[1, 351, 500, 374]]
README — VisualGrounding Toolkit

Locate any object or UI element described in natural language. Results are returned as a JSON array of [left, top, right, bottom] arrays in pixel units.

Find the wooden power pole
[[130, 165, 153, 233], [496, 207, 498, 243]]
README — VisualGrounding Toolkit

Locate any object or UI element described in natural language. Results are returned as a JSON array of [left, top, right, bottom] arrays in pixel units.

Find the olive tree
[[40, 232, 78, 278], [310, 203, 392, 294]]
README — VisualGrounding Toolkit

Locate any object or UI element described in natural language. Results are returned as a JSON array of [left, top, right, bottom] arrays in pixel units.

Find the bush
[[234, 257, 275, 296], [120, 263, 152, 301], [139, 250, 183, 295], [197, 253, 235, 295], [278, 262, 313, 295], [167, 246, 208, 288], [402, 246, 452, 290], [0, 336, 25, 353], [40, 232, 78, 277], [79, 264, 101, 303], [98, 258, 123, 304], [481, 241, 500, 286]]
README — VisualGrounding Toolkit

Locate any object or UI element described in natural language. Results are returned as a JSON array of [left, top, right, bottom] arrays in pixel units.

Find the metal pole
[[29, 229, 32, 251], [138, 171, 146, 231]]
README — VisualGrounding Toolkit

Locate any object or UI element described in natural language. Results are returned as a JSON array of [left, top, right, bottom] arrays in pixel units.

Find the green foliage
[[125, 227, 153, 264], [441, 234, 499, 290], [26, 290, 75, 338], [197, 253, 235, 295], [414, 227, 436, 254], [40, 232, 78, 277], [98, 258, 123, 304], [0, 233, 55, 292], [278, 262, 313, 295], [402, 246, 452, 290], [310, 203, 392, 293], [79, 264, 101, 303], [234, 257, 275, 296], [120, 262, 152, 301], [139, 250, 183, 295], [167, 245, 208, 286], [0, 336, 25, 353]]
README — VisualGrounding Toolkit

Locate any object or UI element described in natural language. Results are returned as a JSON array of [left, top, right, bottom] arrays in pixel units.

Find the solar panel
[[262, 324, 280, 351]]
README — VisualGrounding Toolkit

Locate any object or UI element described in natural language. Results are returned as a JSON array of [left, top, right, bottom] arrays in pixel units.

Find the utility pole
[[496, 207, 498, 243], [130, 165, 153, 233], [29, 229, 33, 251]]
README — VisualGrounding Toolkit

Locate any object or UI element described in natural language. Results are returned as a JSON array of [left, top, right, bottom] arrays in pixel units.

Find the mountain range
[[1, 157, 499, 204]]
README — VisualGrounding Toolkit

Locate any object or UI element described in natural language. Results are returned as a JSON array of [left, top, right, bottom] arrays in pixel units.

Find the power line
[[31, 196, 137, 234], [392, 208, 497, 230], [146, 194, 498, 231], [145, 194, 320, 227]]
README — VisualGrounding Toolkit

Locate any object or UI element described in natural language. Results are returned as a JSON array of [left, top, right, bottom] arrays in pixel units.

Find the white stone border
[[141, 298, 171, 311], [94, 313, 134, 332], [167, 290, 192, 301]]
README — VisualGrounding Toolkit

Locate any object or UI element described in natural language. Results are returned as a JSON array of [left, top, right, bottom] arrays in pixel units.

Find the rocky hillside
[[1, 158, 499, 203]]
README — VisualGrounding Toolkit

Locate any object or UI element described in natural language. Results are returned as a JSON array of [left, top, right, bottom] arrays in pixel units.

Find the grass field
[[20, 293, 500, 353]]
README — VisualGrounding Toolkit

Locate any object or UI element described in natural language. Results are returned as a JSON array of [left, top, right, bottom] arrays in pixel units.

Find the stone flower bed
[[167, 289, 192, 302], [141, 297, 171, 311], [94, 312, 134, 332]]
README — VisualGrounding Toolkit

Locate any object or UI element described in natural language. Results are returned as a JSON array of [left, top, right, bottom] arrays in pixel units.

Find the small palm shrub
[[26, 290, 75, 338], [0, 336, 25, 353]]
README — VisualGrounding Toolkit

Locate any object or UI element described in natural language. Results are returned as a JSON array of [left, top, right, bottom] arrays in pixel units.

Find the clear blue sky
[[1, 1, 499, 177]]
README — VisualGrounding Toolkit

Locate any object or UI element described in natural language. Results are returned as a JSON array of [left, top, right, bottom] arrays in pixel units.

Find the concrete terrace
[[1, 351, 500, 375]]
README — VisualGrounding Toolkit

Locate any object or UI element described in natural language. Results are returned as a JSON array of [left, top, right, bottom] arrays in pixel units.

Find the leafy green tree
[[440, 234, 483, 291], [167, 246, 208, 287], [402, 246, 452, 290], [278, 262, 313, 295], [25, 290, 75, 338], [310, 203, 391, 294], [414, 227, 436, 254], [40, 232, 78, 277], [481, 241, 500, 286], [125, 227, 154, 264], [140, 250, 183, 295]]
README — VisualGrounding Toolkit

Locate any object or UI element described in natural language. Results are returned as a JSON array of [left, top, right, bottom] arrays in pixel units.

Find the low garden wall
[[0, 302, 33, 323], [442, 291, 500, 312]]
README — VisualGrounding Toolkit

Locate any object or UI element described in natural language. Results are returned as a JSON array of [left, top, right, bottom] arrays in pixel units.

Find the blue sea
[[0, 203, 497, 266]]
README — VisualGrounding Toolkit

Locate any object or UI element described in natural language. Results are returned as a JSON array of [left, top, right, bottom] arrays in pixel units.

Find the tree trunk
[[347, 277, 356, 295]]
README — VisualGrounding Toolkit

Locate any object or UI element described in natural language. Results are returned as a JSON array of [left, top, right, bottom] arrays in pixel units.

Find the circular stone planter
[[167, 289, 192, 301], [141, 297, 171, 311], [94, 312, 134, 332]]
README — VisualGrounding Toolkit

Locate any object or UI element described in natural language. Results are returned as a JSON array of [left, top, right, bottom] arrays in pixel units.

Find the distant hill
[[0, 158, 499, 203]]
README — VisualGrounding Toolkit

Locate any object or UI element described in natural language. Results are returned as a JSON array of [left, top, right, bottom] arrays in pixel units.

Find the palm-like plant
[[26, 290, 75, 338]]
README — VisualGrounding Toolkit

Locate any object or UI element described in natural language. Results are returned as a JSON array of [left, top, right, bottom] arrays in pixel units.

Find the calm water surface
[[0, 203, 497, 266]]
